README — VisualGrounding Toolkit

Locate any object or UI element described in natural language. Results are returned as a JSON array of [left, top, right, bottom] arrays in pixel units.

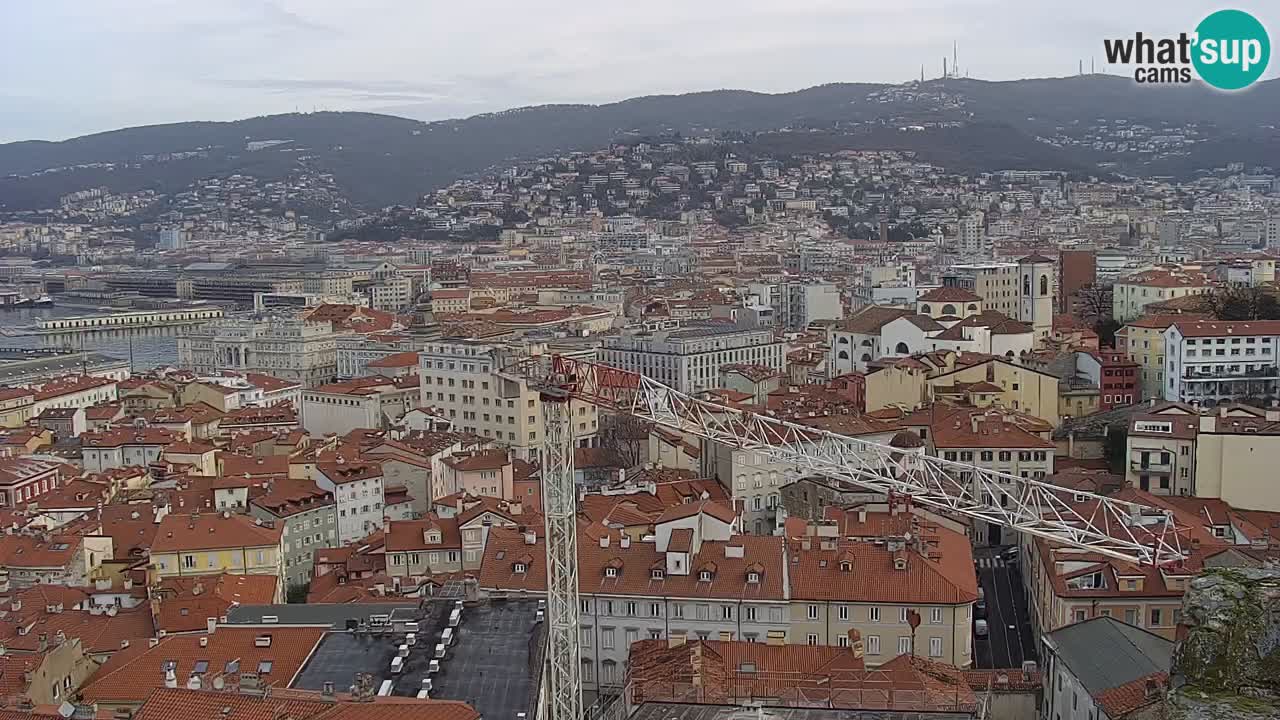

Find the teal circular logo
[[1192, 9, 1270, 90]]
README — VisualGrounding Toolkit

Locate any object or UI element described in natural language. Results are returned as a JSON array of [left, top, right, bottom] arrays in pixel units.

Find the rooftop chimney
[[164, 667, 178, 689]]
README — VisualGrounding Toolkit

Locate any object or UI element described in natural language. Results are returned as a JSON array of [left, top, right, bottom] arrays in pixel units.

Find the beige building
[[785, 509, 977, 668], [863, 352, 1061, 428], [417, 341, 597, 458], [1117, 314, 1187, 401], [1112, 269, 1212, 323], [478, 502, 978, 693], [149, 512, 283, 580], [0, 636, 98, 705], [1125, 401, 1280, 512], [0, 387, 36, 428], [385, 515, 464, 578], [178, 316, 343, 387]]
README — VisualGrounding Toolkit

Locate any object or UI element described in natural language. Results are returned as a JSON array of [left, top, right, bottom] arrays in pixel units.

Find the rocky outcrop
[[1165, 568, 1280, 720]]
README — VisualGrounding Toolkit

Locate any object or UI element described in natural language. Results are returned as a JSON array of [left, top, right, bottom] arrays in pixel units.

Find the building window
[[867, 635, 881, 655], [806, 634, 819, 646], [807, 605, 819, 620], [869, 607, 880, 622], [929, 637, 943, 657], [898, 636, 911, 655]]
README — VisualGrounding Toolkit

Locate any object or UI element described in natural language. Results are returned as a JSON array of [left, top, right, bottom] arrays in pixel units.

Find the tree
[[1075, 284, 1112, 322], [286, 582, 309, 604], [1206, 286, 1280, 321], [596, 413, 651, 467], [1104, 427, 1128, 476], [1094, 317, 1122, 348]]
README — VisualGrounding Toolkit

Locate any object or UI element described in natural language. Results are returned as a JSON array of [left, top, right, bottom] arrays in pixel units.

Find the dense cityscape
[[2, 63, 1280, 720]]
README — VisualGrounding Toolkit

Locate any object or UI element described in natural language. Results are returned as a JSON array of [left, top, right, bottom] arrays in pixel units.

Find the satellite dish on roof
[[212, 676, 225, 690], [58, 702, 75, 719]]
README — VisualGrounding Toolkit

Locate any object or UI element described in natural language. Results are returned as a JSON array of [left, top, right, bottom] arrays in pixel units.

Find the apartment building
[[943, 262, 1019, 318], [248, 478, 338, 589], [746, 280, 843, 330], [336, 333, 413, 379], [600, 323, 785, 394], [0, 386, 36, 428], [149, 512, 283, 580], [300, 375, 420, 437], [479, 500, 979, 692], [418, 341, 597, 458], [785, 510, 977, 668], [1124, 401, 1280, 510], [439, 449, 515, 498], [700, 413, 898, 535], [0, 457, 64, 508], [31, 375, 118, 414], [1163, 319, 1280, 404], [1117, 314, 1193, 401], [926, 407, 1054, 545], [0, 533, 110, 588], [80, 428, 181, 473], [480, 503, 788, 692], [314, 456, 385, 544], [1112, 269, 1212, 323], [1097, 349, 1140, 410], [384, 515, 463, 578], [178, 316, 343, 387]]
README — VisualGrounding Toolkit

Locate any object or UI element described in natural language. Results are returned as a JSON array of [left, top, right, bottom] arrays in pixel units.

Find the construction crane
[[519, 354, 1185, 720]]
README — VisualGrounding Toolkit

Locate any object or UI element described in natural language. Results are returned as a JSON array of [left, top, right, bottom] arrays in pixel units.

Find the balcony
[[1129, 451, 1173, 474], [1182, 366, 1280, 382]]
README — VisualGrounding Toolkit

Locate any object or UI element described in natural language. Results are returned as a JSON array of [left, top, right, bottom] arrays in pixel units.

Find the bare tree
[[596, 412, 651, 467], [1206, 286, 1280, 321], [1075, 284, 1112, 322]]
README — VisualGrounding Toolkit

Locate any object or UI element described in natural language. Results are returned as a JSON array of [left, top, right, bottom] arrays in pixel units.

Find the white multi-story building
[[178, 316, 343, 387], [747, 281, 843, 330], [314, 457, 385, 544], [418, 341, 597, 459], [1163, 320, 1280, 405], [958, 211, 984, 255], [369, 278, 414, 312], [301, 375, 420, 437], [600, 323, 785, 394]]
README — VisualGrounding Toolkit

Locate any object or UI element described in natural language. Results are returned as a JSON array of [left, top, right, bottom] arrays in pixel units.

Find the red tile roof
[[152, 574, 278, 633], [917, 287, 982, 303], [132, 687, 479, 720], [151, 512, 282, 553], [80, 627, 328, 704], [479, 525, 785, 600], [385, 516, 462, 552], [1093, 672, 1166, 718]]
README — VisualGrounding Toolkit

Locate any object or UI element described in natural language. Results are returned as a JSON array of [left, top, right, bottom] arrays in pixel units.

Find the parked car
[[975, 619, 989, 637]]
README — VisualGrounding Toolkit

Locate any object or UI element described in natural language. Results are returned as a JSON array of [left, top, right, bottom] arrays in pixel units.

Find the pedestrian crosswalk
[[976, 557, 1007, 569]]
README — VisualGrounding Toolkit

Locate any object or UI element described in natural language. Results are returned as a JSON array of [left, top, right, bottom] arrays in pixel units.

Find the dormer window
[[651, 569, 664, 580], [605, 567, 618, 578], [893, 557, 907, 571], [513, 563, 527, 574], [746, 572, 760, 584], [698, 570, 712, 582], [839, 561, 852, 572]]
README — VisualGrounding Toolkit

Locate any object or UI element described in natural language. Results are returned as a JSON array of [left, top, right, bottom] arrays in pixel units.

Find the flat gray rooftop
[[284, 599, 541, 720], [428, 599, 541, 720], [630, 703, 974, 720], [225, 603, 420, 628]]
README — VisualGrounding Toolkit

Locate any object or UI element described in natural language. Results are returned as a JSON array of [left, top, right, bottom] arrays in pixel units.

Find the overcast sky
[[2, 0, 1277, 144]]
